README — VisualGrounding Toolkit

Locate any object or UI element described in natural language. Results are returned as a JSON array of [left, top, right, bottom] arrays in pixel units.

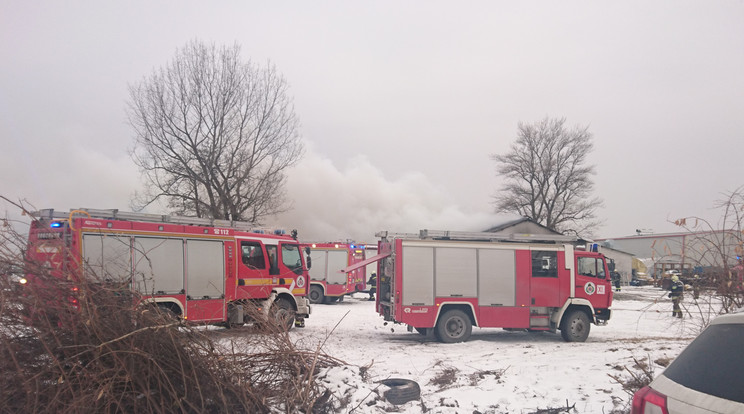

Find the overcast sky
[[2, 1, 743, 242]]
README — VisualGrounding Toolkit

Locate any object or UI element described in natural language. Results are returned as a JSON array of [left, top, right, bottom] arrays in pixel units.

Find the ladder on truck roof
[[376, 229, 585, 244], [31, 208, 264, 232]]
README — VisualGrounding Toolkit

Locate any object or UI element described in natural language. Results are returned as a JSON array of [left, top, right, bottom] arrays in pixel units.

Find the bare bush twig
[[0, 200, 344, 414]]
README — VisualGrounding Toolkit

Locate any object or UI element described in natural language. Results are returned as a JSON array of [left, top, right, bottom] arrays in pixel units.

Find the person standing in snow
[[668, 275, 684, 318], [367, 272, 377, 301]]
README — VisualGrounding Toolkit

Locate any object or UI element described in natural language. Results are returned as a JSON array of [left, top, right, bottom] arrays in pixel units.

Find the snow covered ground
[[221, 286, 704, 413]]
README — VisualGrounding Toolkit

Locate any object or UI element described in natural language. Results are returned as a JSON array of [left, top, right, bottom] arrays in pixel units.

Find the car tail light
[[631, 386, 669, 414]]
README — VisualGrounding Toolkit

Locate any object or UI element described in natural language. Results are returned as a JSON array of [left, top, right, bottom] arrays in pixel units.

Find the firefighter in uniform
[[668, 275, 684, 318], [367, 273, 377, 301]]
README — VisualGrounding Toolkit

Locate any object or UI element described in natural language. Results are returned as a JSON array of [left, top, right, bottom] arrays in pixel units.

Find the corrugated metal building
[[597, 230, 740, 278]]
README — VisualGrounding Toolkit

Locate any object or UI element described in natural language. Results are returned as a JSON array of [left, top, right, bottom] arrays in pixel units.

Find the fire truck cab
[[350, 230, 613, 343], [26, 208, 311, 329], [304, 242, 367, 304]]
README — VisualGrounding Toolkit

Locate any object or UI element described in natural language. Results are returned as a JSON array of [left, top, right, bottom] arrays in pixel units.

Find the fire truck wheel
[[271, 297, 296, 331], [324, 296, 340, 304], [560, 309, 591, 342], [435, 309, 472, 343], [309, 285, 324, 304], [379, 378, 420, 405], [414, 327, 428, 336]]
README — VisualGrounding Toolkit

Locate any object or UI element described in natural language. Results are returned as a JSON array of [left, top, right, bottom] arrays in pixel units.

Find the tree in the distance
[[492, 117, 603, 236], [127, 40, 303, 222]]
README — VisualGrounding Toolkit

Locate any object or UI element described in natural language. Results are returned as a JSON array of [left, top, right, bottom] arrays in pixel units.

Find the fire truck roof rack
[[376, 229, 584, 244], [31, 208, 258, 232]]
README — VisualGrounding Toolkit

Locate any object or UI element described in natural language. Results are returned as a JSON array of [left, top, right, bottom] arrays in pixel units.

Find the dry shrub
[[428, 362, 459, 390], [653, 356, 673, 367], [0, 209, 341, 414], [218, 314, 347, 413], [468, 368, 507, 386], [608, 356, 656, 399]]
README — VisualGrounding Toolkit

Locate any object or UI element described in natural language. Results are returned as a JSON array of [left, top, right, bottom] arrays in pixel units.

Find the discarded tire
[[380, 378, 421, 405]]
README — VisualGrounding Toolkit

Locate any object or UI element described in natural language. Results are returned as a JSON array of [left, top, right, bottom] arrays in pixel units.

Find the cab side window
[[578, 257, 598, 277], [241, 241, 266, 269]]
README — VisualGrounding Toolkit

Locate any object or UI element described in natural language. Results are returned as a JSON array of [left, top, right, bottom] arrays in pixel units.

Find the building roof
[[597, 229, 737, 242], [483, 217, 561, 235]]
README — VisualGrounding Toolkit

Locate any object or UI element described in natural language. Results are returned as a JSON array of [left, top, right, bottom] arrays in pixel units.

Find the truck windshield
[[281, 244, 303, 275]]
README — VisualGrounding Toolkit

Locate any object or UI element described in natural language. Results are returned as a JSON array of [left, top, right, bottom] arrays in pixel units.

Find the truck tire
[[414, 327, 429, 336], [271, 297, 296, 331], [435, 309, 472, 343], [560, 309, 590, 342], [380, 378, 420, 405], [309, 285, 324, 304]]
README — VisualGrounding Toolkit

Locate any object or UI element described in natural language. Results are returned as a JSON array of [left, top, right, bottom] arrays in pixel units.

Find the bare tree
[[127, 40, 303, 222], [673, 186, 744, 319], [492, 117, 603, 236]]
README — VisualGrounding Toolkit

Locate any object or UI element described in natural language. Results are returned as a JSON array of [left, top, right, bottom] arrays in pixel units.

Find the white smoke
[[268, 145, 516, 243]]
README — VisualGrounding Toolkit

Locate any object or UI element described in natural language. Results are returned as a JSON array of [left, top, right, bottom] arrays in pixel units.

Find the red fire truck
[[26, 208, 311, 328], [304, 242, 367, 304], [345, 230, 613, 343]]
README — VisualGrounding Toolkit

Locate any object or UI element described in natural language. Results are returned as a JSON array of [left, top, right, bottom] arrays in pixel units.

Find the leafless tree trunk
[[127, 40, 303, 222], [492, 117, 603, 236]]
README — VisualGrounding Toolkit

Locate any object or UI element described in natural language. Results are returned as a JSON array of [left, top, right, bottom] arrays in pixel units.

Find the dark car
[[631, 312, 744, 413]]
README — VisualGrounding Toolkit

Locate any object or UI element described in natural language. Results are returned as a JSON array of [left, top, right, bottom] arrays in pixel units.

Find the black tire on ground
[[309, 285, 324, 304], [271, 297, 296, 331], [435, 309, 472, 343], [379, 378, 421, 405], [560, 309, 591, 342]]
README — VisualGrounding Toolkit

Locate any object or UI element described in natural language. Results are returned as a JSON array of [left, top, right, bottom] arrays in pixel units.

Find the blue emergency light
[[50, 221, 63, 228]]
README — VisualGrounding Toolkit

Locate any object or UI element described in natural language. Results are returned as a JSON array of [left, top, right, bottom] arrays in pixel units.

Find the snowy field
[[218, 286, 704, 413]]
